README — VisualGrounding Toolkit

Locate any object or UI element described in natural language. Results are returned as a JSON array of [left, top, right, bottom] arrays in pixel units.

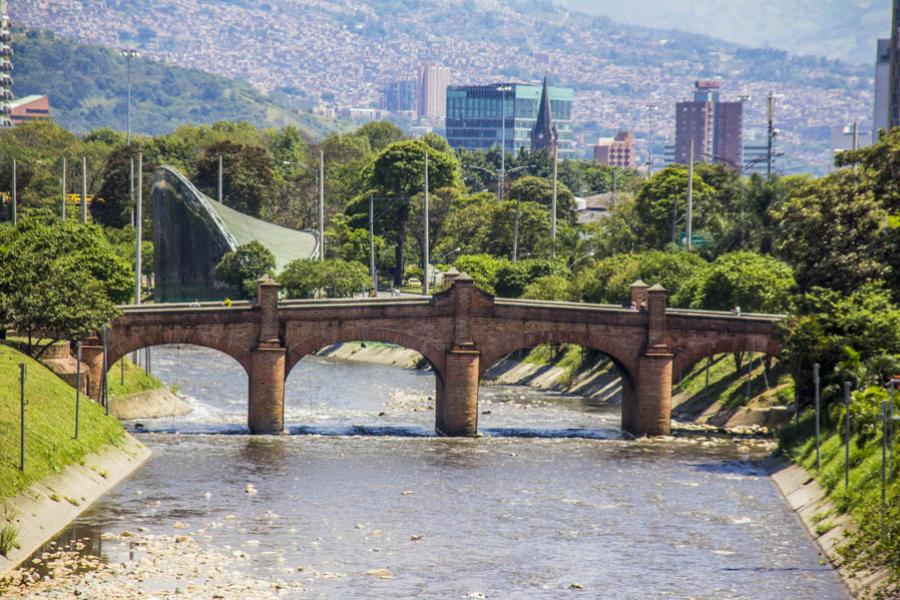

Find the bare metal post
[[75, 341, 81, 440], [19, 362, 25, 470], [81, 156, 88, 223], [11, 157, 15, 226], [882, 401, 888, 506], [102, 326, 110, 416], [844, 381, 851, 491], [217, 154, 223, 203], [129, 155, 135, 228], [423, 152, 430, 296], [890, 382, 895, 480], [814, 363, 821, 472], [61, 157, 67, 221]]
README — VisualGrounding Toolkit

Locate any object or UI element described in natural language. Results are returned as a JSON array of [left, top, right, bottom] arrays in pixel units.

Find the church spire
[[530, 76, 557, 153]]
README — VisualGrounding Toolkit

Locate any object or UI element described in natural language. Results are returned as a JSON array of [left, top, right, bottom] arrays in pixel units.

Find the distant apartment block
[[890, 0, 900, 130], [593, 131, 636, 168], [417, 64, 451, 121], [381, 79, 417, 114], [664, 141, 773, 175], [674, 80, 743, 168], [10, 95, 50, 126], [445, 82, 575, 158]]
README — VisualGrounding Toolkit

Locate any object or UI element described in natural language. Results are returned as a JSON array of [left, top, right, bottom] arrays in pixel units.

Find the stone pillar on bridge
[[248, 276, 286, 434], [435, 273, 480, 436], [630, 279, 648, 309], [623, 283, 674, 436], [80, 337, 105, 402]]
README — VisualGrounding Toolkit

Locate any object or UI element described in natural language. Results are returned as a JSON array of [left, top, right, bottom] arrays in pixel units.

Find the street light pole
[[10, 157, 15, 226], [61, 157, 66, 221], [319, 149, 325, 261], [369, 192, 376, 293], [550, 142, 558, 257], [423, 152, 430, 296], [81, 156, 88, 224], [120, 49, 139, 145], [217, 154, 223, 203], [686, 139, 694, 249], [497, 84, 512, 201], [645, 103, 658, 175], [135, 153, 143, 308]]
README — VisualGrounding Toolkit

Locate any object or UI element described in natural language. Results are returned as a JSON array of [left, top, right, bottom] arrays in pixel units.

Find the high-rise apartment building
[[594, 131, 636, 168], [417, 64, 451, 121], [445, 81, 575, 158], [674, 80, 743, 168], [890, 0, 900, 130], [381, 79, 417, 114], [875, 39, 891, 141], [0, 0, 12, 128]]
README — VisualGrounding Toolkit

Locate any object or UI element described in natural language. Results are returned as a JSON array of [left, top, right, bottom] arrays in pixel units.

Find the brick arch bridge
[[81, 275, 783, 437]]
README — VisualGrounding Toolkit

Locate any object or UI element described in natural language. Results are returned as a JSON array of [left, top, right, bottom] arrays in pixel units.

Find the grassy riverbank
[[779, 413, 900, 596], [107, 359, 167, 399], [0, 345, 125, 500]]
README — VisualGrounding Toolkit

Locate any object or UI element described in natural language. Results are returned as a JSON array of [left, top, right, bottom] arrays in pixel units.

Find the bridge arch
[[104, 327, 253, 376], [284, 327, 447, 384], [478, 329, 639, 386], [673, 334, 780, 378]]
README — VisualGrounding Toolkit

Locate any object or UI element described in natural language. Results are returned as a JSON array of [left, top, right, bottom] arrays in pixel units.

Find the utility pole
[[852, 120, 859, 151], [369, 192, 376, 293], [61, 157, 66, 221], [129, 156, 135, 228], [319, 149, 325, 261], [217, 154, 223, 203], [423, 152, 430, 296], [550, 142, 558, 257], [135, 153, 143, 307], [498, 84, 512, 201], [686, 139, 694, 249], [81, 156, 88, 224]]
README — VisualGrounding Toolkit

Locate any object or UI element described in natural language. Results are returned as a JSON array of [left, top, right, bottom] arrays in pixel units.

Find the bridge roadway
[[79, 274, 783, 437]]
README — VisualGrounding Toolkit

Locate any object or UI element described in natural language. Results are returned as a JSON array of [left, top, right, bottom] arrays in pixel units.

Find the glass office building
[[445, 83, 575, 158]]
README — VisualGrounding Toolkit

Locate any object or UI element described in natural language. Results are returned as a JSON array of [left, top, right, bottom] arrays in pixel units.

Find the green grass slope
[[0, 345, 124, 500], [12, 29, 350, 139], [107, 359, 165, 399]]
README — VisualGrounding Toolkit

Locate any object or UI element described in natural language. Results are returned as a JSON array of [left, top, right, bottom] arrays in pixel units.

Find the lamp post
[[766, 91, 784, 178], [369, 192, 376, 293], [423, 151, 430, 296], [119, 49, 140, 146], [497, 84, 513, 201], [645, 103, 658, 175]]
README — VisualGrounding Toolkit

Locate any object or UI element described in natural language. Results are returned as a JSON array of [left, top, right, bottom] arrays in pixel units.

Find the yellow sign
[[0, 191, 9, 203], [65, 193, 95, 205]]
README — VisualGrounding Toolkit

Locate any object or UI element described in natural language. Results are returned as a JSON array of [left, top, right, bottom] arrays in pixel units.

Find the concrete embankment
[[108, 388, 192, 421], [765, 455, 883, 599], [0, 434, 150, 579]]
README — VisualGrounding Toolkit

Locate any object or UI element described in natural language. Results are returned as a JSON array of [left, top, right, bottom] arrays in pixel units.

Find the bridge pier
[[622, 352, 673, 436], [435, 348, 480, 436], [80, 339, 105, 402], [248, 346, 286, 434]]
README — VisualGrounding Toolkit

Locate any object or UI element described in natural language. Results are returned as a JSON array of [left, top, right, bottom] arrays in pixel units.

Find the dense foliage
[[214, 241, 276, 299]]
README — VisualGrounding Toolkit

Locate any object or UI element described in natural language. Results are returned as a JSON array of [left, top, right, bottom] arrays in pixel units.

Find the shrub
[[0, 525, 20, 557]]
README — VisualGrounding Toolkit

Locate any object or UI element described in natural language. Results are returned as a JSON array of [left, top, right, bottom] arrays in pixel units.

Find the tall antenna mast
[[0, 0, 13, 128]]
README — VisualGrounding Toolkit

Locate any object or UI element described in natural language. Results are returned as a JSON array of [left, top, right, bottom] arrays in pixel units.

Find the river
[[9, 345, 847, 598]]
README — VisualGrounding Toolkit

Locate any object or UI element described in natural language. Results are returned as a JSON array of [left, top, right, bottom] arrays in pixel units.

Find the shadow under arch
[[673, 335, 781, 380], [284, 327, 447, 384], [477, 330, 640, 430]]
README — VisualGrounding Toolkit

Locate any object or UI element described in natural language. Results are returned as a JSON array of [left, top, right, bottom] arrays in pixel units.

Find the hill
[[11, 29, 349, 139], [12, 0, 873, 173], [559, 0, 888, 67]]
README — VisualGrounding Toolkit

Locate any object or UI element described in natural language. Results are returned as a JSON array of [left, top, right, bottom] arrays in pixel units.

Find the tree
[[773, 169, 888, 294], [356, 121, 405, 153], [214, 241, 276, 299], [677, 251, 795, 313], [522, 275, 576, 301], [495, 258, 570, 298], [279, 258, 370, 298], [92, 143, 161, 228], [0, 216, 131, 357], [453, 254, 509, 294], [365, 140, 460, 284], [578, 250, 707, 306], [195, 140, 276, 216], [507, 176, 577, 224], [633, 166, 716, 249], [326, 213, 385, 265]]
